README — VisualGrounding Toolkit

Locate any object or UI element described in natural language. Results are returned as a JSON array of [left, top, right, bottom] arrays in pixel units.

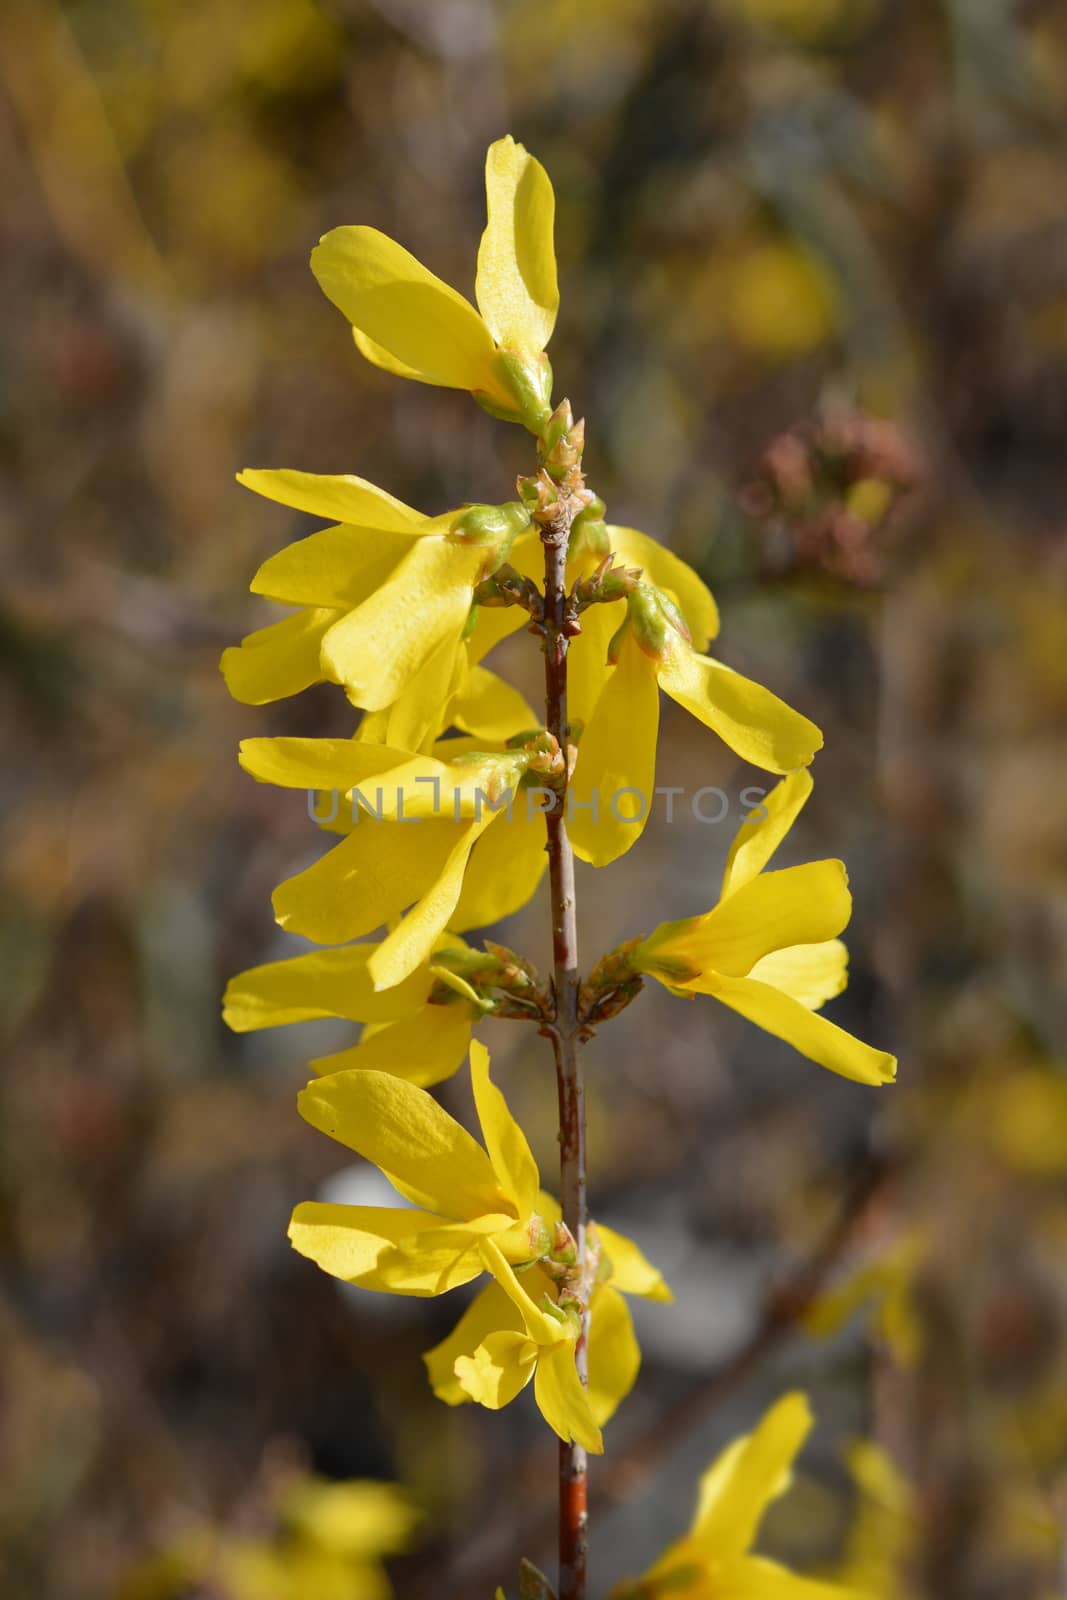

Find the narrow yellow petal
[[670, 862, 852, 978], [717, 1554, 864, 1599], [563, 593, 623, 730], [450, 802, 548, 931], [455, 1330, 539, 1409], [475, 135, 558, 354], [273, 818, 461, 946], [237, 467, 431, 532], [375, 1215, 516, 1296], [470, 1040, 540, 1220], [287, 1202, 455, 1290], [239, 736, 413, 794], [223, 946, 430, 1031], [658, 647, 822, 774], [368, 814, 497, 991], [367, 636, 467, 755], [721, 770, 814, 897], [311, 1003, 472, 1088], [296, 1069, 505, 1218], [311, 226, 499, 392], [220, 607, 335, 705], [321, 539, 484, 711], [586, 1284, 640, 1426], [569, 634, 661, 868], [250, 524, 412, 608], [595, 1223, 673, 1303], [747, 940, 849, 1011], [451, 665, 538, 743], [608, 525, 720, 649], [424, 1279, 525, 1405], [706, 974, 898, 1086], [692, 1392, 813, 1559], [534, 1344, 604, 1454]]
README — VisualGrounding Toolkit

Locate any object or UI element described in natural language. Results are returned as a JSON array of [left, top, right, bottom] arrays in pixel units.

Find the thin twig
[[540, 502, 588, 1600]]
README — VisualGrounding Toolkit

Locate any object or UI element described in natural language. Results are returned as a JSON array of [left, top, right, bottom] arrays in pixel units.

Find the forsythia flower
[[611, 1393, 866, 1600], [237, 733, 552, 990], [424, 1201, 671, 1435], [288, 1045, 669, 1451], [223, 466, 530, 717], [628, 770, 897, 1085], [223, 937, 481, 1086], [803, 1233, 925, 1368], [835, 1442, 913, 1599], [311, 136, 559, 430], [567, 576, 822, 867]]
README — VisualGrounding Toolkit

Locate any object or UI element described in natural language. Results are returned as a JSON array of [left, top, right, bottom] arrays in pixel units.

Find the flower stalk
[[534, 408, 591, 1600]]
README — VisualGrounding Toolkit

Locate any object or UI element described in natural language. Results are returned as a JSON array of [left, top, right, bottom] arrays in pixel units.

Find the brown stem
[[541, 516, 588, 1600]]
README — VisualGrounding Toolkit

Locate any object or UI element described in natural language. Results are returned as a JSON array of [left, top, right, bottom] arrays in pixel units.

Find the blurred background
[[2, 0, 1067, 1595]]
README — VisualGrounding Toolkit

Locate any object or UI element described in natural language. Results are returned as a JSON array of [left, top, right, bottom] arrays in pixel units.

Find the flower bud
[[449, 500, 530, 550], [518, 1559, 557, 1600], [627, 582, 689, 661], [478, 350, 554, 433]]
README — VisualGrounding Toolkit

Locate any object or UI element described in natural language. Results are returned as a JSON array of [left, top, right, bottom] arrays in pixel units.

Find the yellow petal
[[721, 770, 813, 897], [367, 636, 467, 755], [563, 593, 623, 730], [705, 974, 898, 1086], [451, 802, 548, 931], [375, 1214, 518, 1296], [534, 1343, 604, 1454], [250, 524, 412, 608], [297, 1069, 506, 1218], [607, 526, 720, 649], [368, 815, 497, 991], [223, 946, 430, 1031], [455, 1330, 539, 1409], [470, 1040, 540, 1220], [670, 861, 852, 978], [287, 1201, 480, 1293], [311, 226, 499, 393], [692, 1392, 813, 1560], [237, 467, 432, 532], [747, 940, 849, 1010], [220, 607, 335, 704], [587, 1284, 640, 1426], [595, 1223, 673, 1303], [424, 1279, 524, 1404], [475, 135, 558, 354], [239, 736, 413, 794], [282, 1478, 416, 1561], [569, 634, 661, 868], [479, 1240, 569, 1346], [272, 818, 461, 947], [658, 647, 822, 774], [451, 666, 538, 743], [322, 539, 484, 711], [721, 1556, 864, 1598], [311, 1003, 473, 1087]]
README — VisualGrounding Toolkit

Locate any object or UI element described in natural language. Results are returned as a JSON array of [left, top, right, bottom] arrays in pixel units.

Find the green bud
[[528, 1214, 554, 1257], [627, 582, 688, 661], [480, 350, 554, 433], [518, 1559, 557, 1600], [449, 500, 530, 549]]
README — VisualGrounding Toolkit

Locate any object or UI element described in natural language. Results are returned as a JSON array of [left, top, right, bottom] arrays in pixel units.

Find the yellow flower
[[631, 772, 896, 1086], [237, 733, 550, 990], [803, 1234, 925, 1368], [566, 578, 822, 867], [287, 1045, 667, 1450], [611, 1393, 867, 1599], [311, 136, 558, 430], [222, 467, 531, 715], [223, 938, 479, 1086], [424, 1199, 671, 1436], [835, 1441, 913, 1599]]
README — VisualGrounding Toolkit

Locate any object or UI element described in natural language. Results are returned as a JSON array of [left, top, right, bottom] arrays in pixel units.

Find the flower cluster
[[224, 135, 896, 1590]]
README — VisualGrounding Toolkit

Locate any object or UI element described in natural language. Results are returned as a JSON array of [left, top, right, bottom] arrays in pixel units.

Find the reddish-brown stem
[[541, 518, 588, 1600]]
